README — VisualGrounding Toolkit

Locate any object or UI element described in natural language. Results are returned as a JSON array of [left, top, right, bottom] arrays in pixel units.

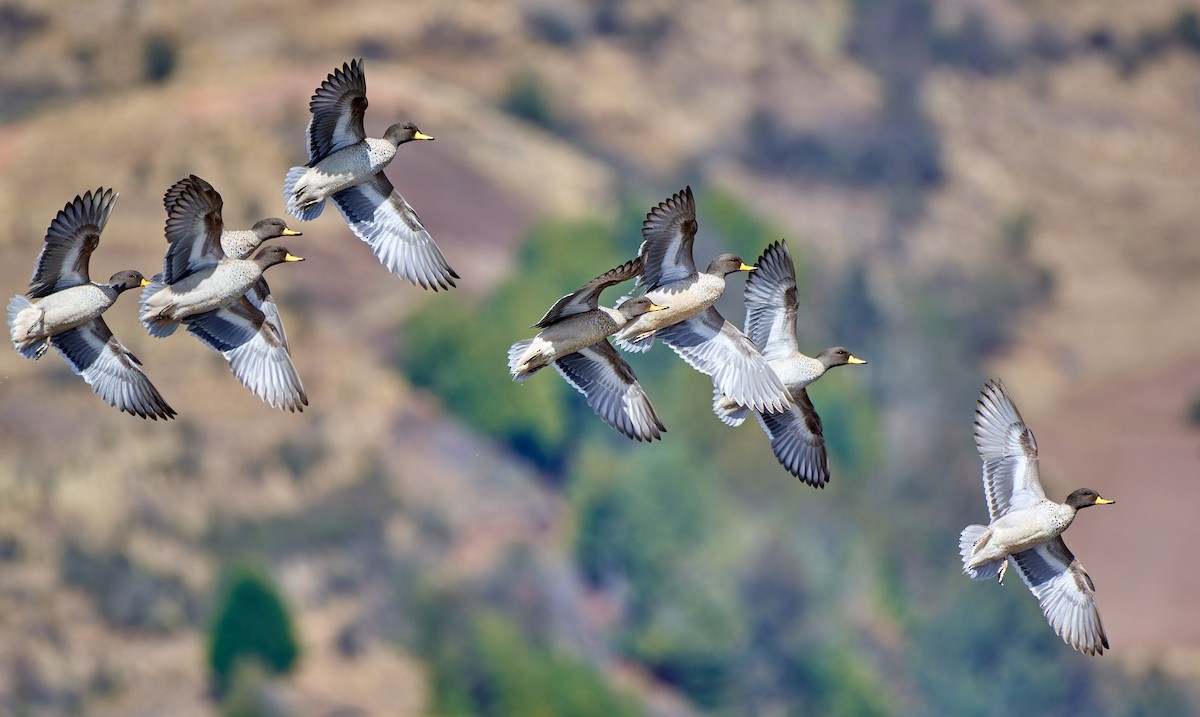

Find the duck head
[[251, 218, 303, 241], [816, 346, 868, 369], [384, 122, 434, 145], [253, 245, 305, 269], [616, 296, 668, 320], [1065, 488, 1115, 510], [706, 253, 756, 277], [108, 270, 150, 292]]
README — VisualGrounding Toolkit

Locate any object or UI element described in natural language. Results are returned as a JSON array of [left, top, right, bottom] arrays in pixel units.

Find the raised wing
[[50, 318, 176, 420], [29, 189, 117, 298], [330, 173, 459, 290], [1011, 537, 1108, 656], [638, 186, 697, 290], [975, 379, 1046, 520], [307, 58, 368, 164], [162, 175, 225, 283], [534, 257, 644, 328], [656, 306, 791, 414], [743, 240, 800, 361], [246, 278, 290, 351], [553, 341, 665, 442], [185, 297, 307, 412], [755, 387, 829, 488]]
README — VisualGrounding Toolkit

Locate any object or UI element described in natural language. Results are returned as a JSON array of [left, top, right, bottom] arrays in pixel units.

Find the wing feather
[[656, 307, 791, 413], [330, 173, 458, 290], [743, 240, 800, 360], [29, 189, 118, 298], [1012, 538, 1108, 656], [50, 319, 175, 420], [974, 379, 1046, 520], [552, 341, 665, 442], [307, 58, 368, 163], [637, 187, 697, 290]]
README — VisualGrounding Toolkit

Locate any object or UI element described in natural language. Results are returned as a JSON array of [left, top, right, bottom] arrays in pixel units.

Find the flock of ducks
[[5, 60, 1115, 656]]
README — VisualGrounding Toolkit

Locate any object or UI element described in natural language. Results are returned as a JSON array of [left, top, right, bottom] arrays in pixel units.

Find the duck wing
[[755, 387, 829, 488], [50, 318, 175, 420], [637, 186, 697, 291], [29, 189, 117, 298], [656, 306, 791, 414], [1011, 537, 1108, 656], [743, 240, 800, 360], [307, 58, 368, 164], [162, 175, 226, 283], [552, 340, 665, 442], [185, 296, 308, 412], [974, 379, 1046, 520], [330, 172, 459, 290], [534, 257, 643, 328]]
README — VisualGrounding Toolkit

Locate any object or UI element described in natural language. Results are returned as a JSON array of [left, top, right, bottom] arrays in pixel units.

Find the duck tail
[[712, 386, 748, 426], [284, 166, 324, 222], [508, 339, 546, 381], [7, 295, 44, 358], [959, 524, 1003, 581], [138, 280, 178, 338]]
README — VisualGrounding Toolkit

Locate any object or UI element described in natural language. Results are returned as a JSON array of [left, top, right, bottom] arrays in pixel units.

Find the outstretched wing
[[1011, 537, 1108, 656], [534, 257, 644, 328], [29, 189, 117, 298], [656, 306, 791, 414], [743, 240, 800, 361], [307, 58, 368, 164], [755, 387, 829, 488], [553, 341, 665, 442], [162, 175, 225, 283], [185, 296, 308, 412], [330, 173, 459, 291], [638, 186, 697, 290], [50, 318, 176, 420], [975, 379, 1046, 521]]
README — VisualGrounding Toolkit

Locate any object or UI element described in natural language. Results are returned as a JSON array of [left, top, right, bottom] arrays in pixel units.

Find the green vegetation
[[417, 599, 647, 717], [208, 560, 300, 698], [500, 70, 557, 130], [142, 35, 177, 84]]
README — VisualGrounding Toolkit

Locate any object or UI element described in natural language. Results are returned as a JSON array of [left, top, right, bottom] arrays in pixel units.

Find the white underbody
[[618, 273, 724, 340], [290, 139, 395, 207], [514, 308, 624, 374], [10, 284, 113, 343], [967, 500, 1076, 567], [143, 262, 263, 321]]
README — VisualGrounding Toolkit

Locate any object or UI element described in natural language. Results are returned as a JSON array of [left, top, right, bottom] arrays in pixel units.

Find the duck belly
[[968, 503, 1073, 565], [20, 285, 111, 337], [531, 313, 619, 363], [147, 264, 259, 320], [618, 275, 722, 339], [298, 141, 393, 202]]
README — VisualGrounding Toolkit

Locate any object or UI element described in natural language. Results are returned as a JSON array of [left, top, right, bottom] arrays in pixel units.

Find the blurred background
[[0, 0, 1198, 715]]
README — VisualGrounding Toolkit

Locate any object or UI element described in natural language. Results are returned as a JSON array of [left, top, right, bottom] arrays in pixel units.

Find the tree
[[208, 560, 300, 698]]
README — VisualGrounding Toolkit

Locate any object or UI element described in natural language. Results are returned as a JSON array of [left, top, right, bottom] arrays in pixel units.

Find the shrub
[[208, 561, 300, 698]]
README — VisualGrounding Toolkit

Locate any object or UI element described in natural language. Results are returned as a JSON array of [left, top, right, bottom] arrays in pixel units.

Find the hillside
[[1, 1, 1199, 715]]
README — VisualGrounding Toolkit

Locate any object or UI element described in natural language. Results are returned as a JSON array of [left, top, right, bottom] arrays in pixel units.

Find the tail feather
[[7, 295, 45, 358], [959, 524, 1004, 581], [284, 166, 324, 222], [138, 280, 178, 338], [507, 339, 545, 381], [712, 386, 748, 427]]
